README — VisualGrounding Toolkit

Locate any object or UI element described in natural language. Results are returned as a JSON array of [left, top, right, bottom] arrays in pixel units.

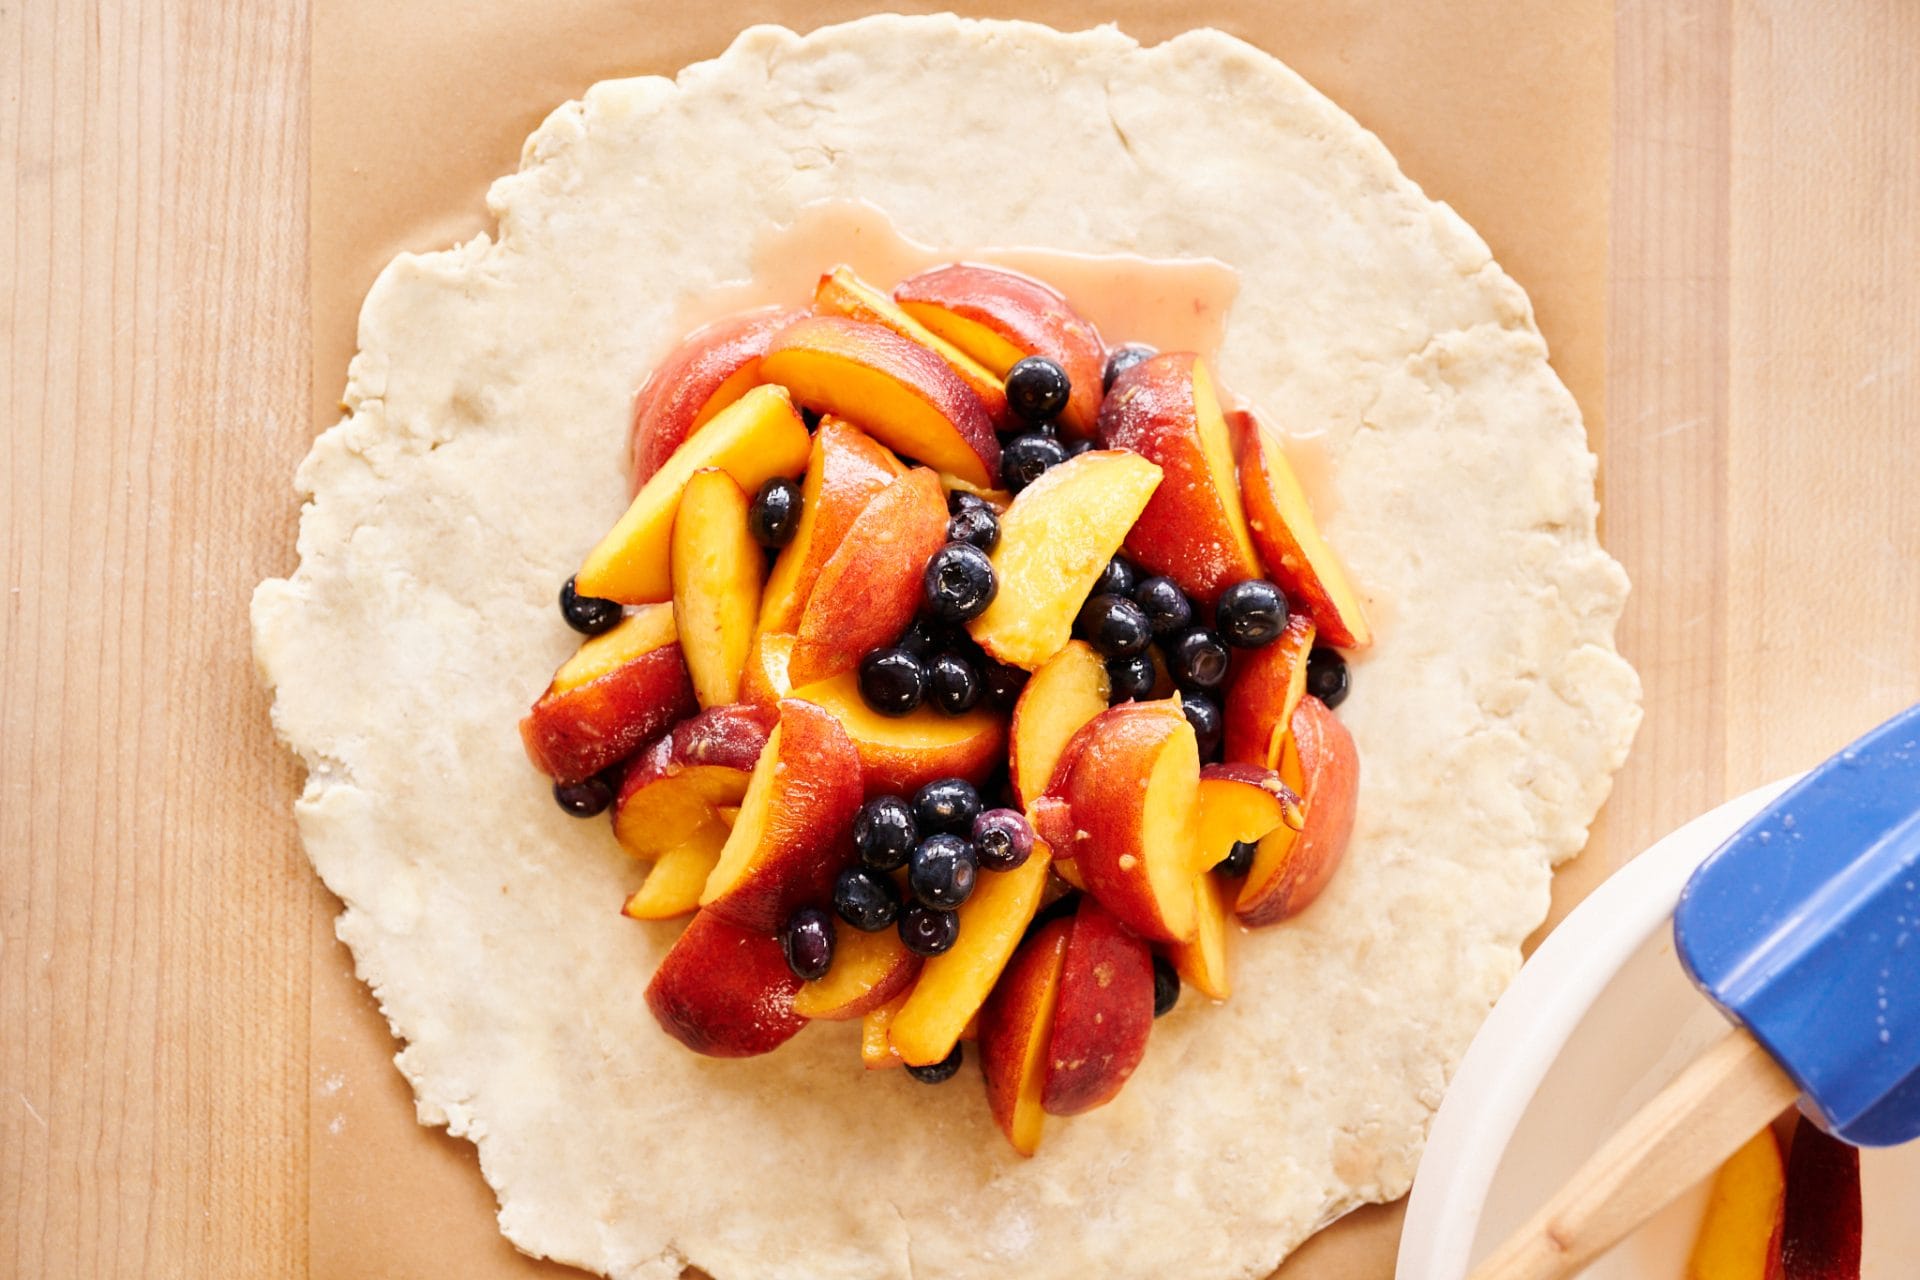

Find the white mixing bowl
[[1398, 779, 1920, 1278]]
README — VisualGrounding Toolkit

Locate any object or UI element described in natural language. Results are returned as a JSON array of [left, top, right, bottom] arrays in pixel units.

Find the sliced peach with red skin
[[793, 672, 1005, 797], [1008, 640, 1110, 808], [1235, 695, 1359, 926], [1048, 700, 1201, 943], [893, 264, 1107, 438], [621, 822, 729, 921], [699, 698, 863, 932], [758, 316, 1000, 488], [740, 632, 794, 709], [578, 384, 810, 604], [759, 419, 904, 635], [791, 926, 921, 1021], [1195, 762, 1302, 871], [861, 993, 910, 1070], [670, 468, 764, 708], [1686, 1126, 1786, 1280], [1776, 1115, 1862, 1280], [812, 266, 1012, 425], [610, 702, 773, 858], [628, 306, 798, 490], [1041, 895, 1156, 1116], [888, 842, 1053, 1067], [1098, 353, 1262, 604], [644, 909, 807, 1057], [1168, 872, 1235, 1001], [1222, 612, 1317, 769], [788, 468, 949, 686], [966, 450, 1163, 670], [979, 915, 1072, 1156], [1237, 409, 1372, 648], [520, 605, 697, 784]]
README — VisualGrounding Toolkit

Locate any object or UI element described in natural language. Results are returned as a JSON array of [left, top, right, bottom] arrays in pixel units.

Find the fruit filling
[[518, 259, 1373, 1154]]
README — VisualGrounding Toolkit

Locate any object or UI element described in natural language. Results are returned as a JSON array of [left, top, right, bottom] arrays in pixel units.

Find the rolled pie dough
[[254, 16, 1640, 1279]]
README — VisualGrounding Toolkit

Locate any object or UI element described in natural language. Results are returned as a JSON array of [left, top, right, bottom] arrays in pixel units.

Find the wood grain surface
[[3, 2, 1916, 1277]]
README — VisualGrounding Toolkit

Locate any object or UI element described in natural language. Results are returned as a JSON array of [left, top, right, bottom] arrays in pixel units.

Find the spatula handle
[[1467, 1028, 1800, 1280]]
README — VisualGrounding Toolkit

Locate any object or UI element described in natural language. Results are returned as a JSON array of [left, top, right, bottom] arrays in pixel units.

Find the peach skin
[[1221, 612, 1317, 768], [978, 915, 1072, 1156], [1041, 895, 1155, 1116], [1234, 696, 1358, 927], [758, 418, 904, 635], [610, 702, 773, 858], [629, 306, 797, 490], [1237, 409, 1372, 648], [520, 604, 696, 784], [644, 909, 806, 1058]]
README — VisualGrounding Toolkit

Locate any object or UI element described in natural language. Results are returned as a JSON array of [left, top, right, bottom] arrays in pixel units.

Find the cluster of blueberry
[[779, 777, 1035, 1083], [993, 344, 1155, 492]]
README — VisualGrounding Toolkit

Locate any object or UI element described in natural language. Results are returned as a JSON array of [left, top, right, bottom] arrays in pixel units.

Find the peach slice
[[888, 843, 1053, 1067], [519, 605, 697, 784], [1221, 612, 1317, 768], [610, 703, 774, 858], [628, 306, 798, 490], [621, 822, 729, 921], [1195, 762, 1301, 871], [699, 698, 863, 932], [979, 915, 1072, 1156], [893, 264, 1107, 438], [791, 926, 921, 1021], [1238, 410, 1373, 648], [1048, 700, 1201, 943], [670, 468, 764, 708], [861, 994, 910, 1070], [578, 384, 810, 604], [788, 468, 949, 686], [1041, 895, 1156, 1116], [812, 266, 1012, 424], [1686, 1127, 1786, 1280], [792, 672, 1006, 797], [1235, 696, 1359, 926], [759, 316, 1000, 488], [1168, 872, 1235, 1001], [1777, 1114, 1862, 1278], [643, 909, 806, 1058], [965, 450, 1163, 670], [1008, 640, 1110, 808], [740, 632, 795, 708], [1098, 353, 1262, 604], [759, 419, 905, 635]]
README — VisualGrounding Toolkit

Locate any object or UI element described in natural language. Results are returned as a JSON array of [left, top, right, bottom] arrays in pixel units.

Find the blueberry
[[1181, 694, 1223, 762], [559, 576, 622, 636], [1005, 355, 1071, 423], [1063, 437, 1096, 458], [909, 833, 978, 909], [946, 505, 1000, 552], [905, 1042, 965, 1084], [1077, 593, 1151, 658], [1216, 579, 1289, 648], [1104, 343, 1158, 391], [854, 795, 918, 871], [1094, 555, 1139, 599], [897, 616, 956, 658], [1000, 433, 1068, 493], [1166, 628, 1231, 692], [859, 647, 928, 717], [948, 489, 992, 516], [833, 865, 902, 932], [971, 808, 1034, 872], [1152, 955, 1180, 1017], [923, 543, 998, 623], [1215, 840, 1257, 877], [912, 777, 982, 836], [928, 652, 982, 715], [1106, 652, 1156, 704], [981, 660, 1029, 711], [747, 477, 803, 548], [551, 776, 613, 817], [1307, 647, 1351, 709], [899, 902, 961, 957], [1132, 575, 1193, 638], [782, 907, 836, 981]]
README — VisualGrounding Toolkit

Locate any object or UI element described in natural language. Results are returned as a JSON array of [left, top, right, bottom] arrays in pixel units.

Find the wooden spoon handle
[[1468, 1028, 1800, 1280]]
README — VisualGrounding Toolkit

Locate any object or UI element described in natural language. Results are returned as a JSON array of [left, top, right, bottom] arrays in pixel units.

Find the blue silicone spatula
[[1472, 703, 1920, 1280]]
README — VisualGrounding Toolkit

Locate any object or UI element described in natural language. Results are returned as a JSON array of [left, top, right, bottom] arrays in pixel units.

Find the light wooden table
[[3, 2, 1915, 1276]]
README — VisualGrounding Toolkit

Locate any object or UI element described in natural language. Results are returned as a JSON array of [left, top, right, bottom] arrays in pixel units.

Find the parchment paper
[[307, 3, 1610, 1275]]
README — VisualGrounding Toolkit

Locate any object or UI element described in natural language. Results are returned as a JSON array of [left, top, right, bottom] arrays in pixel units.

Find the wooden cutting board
[[2, 2, 1915, 1277]]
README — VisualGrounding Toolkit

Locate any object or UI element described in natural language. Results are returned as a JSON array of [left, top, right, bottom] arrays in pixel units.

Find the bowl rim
[[1396, 775, 1800, 1279]]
